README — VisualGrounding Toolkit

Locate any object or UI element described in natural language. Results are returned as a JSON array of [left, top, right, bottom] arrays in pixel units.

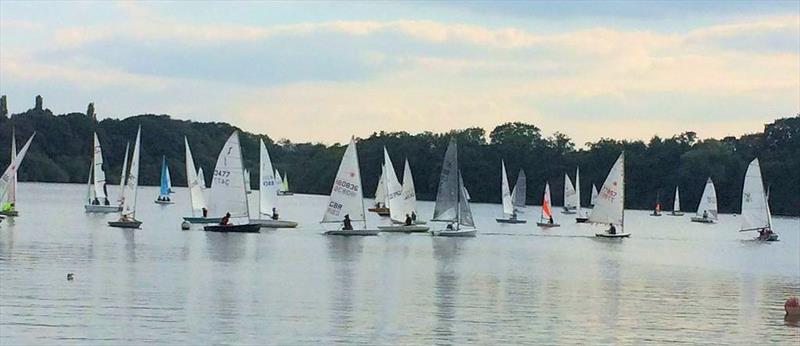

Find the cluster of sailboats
[[0, 128, 780, 241]]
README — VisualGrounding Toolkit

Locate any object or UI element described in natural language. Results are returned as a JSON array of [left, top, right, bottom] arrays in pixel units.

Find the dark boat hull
[[203, 224, 262, 233], [496, 218, 527, 224], [575, 217, 589, 223], [0, 210, 18, 217], [690, 217, 715, 224], [537, 222, 560, 228], [595, 232, 631, 238], [108, 220, 142, 229]]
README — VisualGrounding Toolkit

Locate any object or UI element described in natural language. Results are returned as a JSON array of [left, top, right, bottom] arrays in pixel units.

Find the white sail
[[92, 133, 108, 202], [117, 142, 129, 204], [575, 167, 585, 217], [6, 132, 16, 207], [0, 133, 35, 204], [274, 169, 283, 194], [282, 172, 289, 193], [588, 153, 625, 228], [590, 184, 599, 206], [401, 159, 417, 216], [433, 138, 459, 223], [741, 159, 771, 231], [197, 167, 207, 189], [564, 173, 577, 208], [120, 127, 141, 219], [322, 138, 365, 223], [208, 131, 250, 224], [458, 170, 474, 228], [384, 147, 404, 222], [695, 177, 718, 220], [374, 165, 387, 206], [184, 137, 207, 214], [511, 169, 526, 212], [673, 186, 681, 212], [500, 160, 514, 215], [259, 139, 278, 217], [244, 169, 252, 194]]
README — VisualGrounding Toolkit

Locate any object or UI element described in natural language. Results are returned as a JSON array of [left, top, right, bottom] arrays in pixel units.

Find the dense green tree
[[0, 107, 797, 216]]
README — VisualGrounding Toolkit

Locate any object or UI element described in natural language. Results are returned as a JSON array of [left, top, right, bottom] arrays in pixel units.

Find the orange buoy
[[786, 297, 800, 317]]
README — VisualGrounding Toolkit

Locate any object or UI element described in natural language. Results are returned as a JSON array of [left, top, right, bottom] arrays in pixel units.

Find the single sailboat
[[670, 187, 684, 216], [691, 178, 718, 223], [322, 138, 379, 236], [379, 149, 429, 232], [182, 138, 218, 224], [278, 171, 293, 195], [591, 153, 629, 238], [203, 131, 261, 233], [109, 127, 142, 228], [430, 138, 476, 237], [368, 164, 390, 216], [590, 184, 599, 207], [575, 167, 589, 223], [536, 182, 559, 228], [739, 158, 778, 241], [0, 130, 19, 217], [252, 139, 298, 228], [562, 173, 577, 214], [395, 159, 426, 225], [85, 132, 121, 212], [0, 132, 35, 220], [496, 160, 525, 223], [155, 156, 174, 204]]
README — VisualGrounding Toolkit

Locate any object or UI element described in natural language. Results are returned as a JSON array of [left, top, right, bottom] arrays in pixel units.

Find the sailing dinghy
[[276, 171, 293, 196], [203, 131, 261, 233], [670, 187, 684, 216], [155, 156, 174, 204], [690, 178, 718, 223], [388, 159, 427, 226], [739, 158, 778, 241], [590, 184, 598, 207], [252, 139, 298, 228], [85, 132, 122, 213], [378, 148, 429, 232], [562, 173, 577, 214], [109, 127, 142, 229], [368, 164, 390, 216], [536, 182, 560, 228], [575, 167, 589, 223], [0, 132, 35, 218], [590, 153, 630, 238], [430, 138, 476, 237], [182, 138, 219, 224], [650, 192, 662, 216], [496, 161, 526, 223], [322, 138, 379, 236]]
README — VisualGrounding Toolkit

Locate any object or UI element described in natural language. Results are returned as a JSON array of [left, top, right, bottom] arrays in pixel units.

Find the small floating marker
[[786, 297, 800, 318], [66, 273, 74, 281], [181, 221, 191, 230]]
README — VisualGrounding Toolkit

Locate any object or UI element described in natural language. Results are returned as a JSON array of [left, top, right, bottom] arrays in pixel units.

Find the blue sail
[[159, 156, 169, 197]]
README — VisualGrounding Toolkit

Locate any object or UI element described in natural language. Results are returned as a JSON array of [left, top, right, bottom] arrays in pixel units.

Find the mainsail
[[0, 133, 35, 204], [92, 133, 108, 203], [588, 152, 625, 229], [590, 184, 599, 206], [244, 169, 252, 194], [259, 139, 278, 217], [158, 156, 170, 199], [281, 172, 289, 193], [458, 170, 474, 228], [274, 169, 283, 194], [117, 142, 129, 204], [120, 128, 141, 220], [564, 173, 577, 209], [673, 186, 681, 212], [184, 137, 207, 215], [1, 132, 17, 211], [401, 159, 417, 217], [432, 138, 459, 223], [500, 160, 514, 215], [322, 138, 365, 224], [374, 165, 387, 206], [511, 169, 526, 213], [575, 167, 585, 217], [740, 158, 771, 231], [695, 177, 718, 220], [208, 131, 250, 224], [384, 147, 404, 222]]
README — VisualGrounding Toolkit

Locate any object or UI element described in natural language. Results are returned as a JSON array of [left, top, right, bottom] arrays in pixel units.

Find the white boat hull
[[252, 219, 298, 228], [324, 229, 380, 236], [377, 225, 430, 233], [85, 204, 122, 213], [595, 232, 631, 238], [391, 220, 427, 225], [430, 229, 476, 237], [690, 217, 716, 224]]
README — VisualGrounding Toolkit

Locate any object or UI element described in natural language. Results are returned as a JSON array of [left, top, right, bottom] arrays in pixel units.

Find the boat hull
[[496, 218, 527, 224], [85, 204, 122, 213], [367, 207, 390, 216], [183, 216, 223, 224], [154, 200, 174, 205], [391, 220, 427, 225], [561, 210, 576, 215], [669, 212, 684, 216], [650, 212, 662, 216], [252, 219, 299, 228], [278, 192, 294, 196], [324, 229, 380, 236], [575, 217, 589, 223], [108, 220, 142, 229], [377, 225, 430, 233], [690, 217, 716, 224], [430, 229, 476, 237], [537, 222, 560, 228], [204, 224, 262, 233], [757, 234, 779, 241], [0, 210, 19, 217], [595, 232, 631, 238]]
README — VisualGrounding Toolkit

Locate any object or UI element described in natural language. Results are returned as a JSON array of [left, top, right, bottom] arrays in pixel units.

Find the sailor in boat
[[104, 198, 110, 206], [446, 223, 455, 231], [608, 224, 617, 235], [411, 211, 417, 222], [405, 214, 413, 226], [271, 207, 279, 220], [92, 197, 100, 205], [202, 207, 208, 217], [702, 210, 709, 220], [758, 228, 775, 241], [510, 211, 518, 221], [219, 212, 231, 226], [342, 214, 353, 230], [548, 216, 554, 225]]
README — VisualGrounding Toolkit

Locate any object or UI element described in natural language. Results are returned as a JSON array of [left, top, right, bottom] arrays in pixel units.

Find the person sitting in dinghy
[[411, 212, 417, 222], [405, 214, 413, 226], [510, 211, 518, 221], [271, 208, 279, 220], [342, 214, 353, 230], [702, 210, 709, 220], [219, 212, 231, 226], [608, 224, 617, 235]]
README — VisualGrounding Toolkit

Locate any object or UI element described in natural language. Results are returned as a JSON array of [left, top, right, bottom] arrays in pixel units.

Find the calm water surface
[[1, 183, 799, 345]]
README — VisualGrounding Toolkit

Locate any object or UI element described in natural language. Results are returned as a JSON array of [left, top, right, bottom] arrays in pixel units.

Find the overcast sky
[[1, 1, 798, 145]]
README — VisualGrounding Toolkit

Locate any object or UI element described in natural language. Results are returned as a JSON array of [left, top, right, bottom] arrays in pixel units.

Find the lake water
[[1, 183, 798, 345]]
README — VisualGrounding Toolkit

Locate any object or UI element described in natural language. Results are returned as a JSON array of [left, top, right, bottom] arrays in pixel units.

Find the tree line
[[1, 100, 798, 216]]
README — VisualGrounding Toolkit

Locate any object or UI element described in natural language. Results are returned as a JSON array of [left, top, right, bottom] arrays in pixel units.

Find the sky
[[1, 1, 798, 146]]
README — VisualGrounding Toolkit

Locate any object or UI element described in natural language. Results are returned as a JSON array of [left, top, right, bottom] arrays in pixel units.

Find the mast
[[621, 151, 625, 232]]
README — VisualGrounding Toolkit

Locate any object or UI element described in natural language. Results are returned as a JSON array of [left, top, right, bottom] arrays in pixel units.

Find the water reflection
[[123, 230, 136, 262], [205, 232, 248, 263], [432, 238, 466, 344], [326, 237, 363, 341]]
